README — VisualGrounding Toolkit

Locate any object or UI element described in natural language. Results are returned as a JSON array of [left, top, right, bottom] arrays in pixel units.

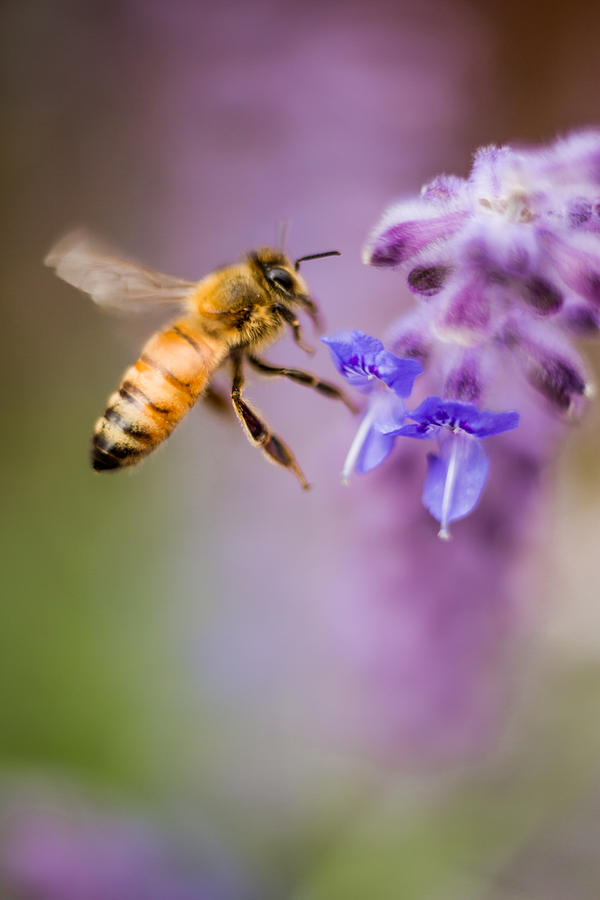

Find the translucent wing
[[44, 230, 196, 312]]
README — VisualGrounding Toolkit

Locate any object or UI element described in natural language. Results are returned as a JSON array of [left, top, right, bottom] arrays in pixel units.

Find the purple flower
[[386, 397, 519, 538], [322, 330, 422, 481], [335, 131, 600, 535], [394, 396, 520, 440], [362, 131, 600, 402], [322, 329, 422, 394]]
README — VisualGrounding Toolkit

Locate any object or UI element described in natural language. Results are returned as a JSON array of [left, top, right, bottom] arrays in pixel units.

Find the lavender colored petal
[[423, 435, 489, 533], [565, 194, 600, 234], [386, 307, 434, 362], [369, 391, 407, 434], [535, 129, 600, 183], [440, 276, 490, 335], [459, 218, 540, 281], [405, 395, 453, 427], [321, 330, 383, 366], [567, 196, 593, 227], [355, 426, 397, 474], [341, 392, 406, 481], [322, 331, 423, 398], [538, 229, 600, 307], [502, 319, 589, 411], [467, 409, 520, 438], [421, 173, 468, 205], [469, 144, 513, 197], [443, 352, 483, 403], [561, 304, 600, 334], [402, 396, 519, 438], [321, 330, 383, 387], [373, 350, 423, 396], [366, 211, 468, 267], [528, 354, 587, 411], [390, 421, 436, 438]]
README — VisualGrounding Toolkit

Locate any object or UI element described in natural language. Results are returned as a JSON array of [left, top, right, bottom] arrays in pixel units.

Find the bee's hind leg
[[230, 353, 310, 490]]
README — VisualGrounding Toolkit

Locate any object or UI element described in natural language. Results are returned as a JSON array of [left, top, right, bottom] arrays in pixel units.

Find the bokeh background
[[3, 0, 600, 897]]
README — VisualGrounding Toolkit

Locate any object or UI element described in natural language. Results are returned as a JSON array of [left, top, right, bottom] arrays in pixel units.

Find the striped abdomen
[[92, 319, 226, 471]]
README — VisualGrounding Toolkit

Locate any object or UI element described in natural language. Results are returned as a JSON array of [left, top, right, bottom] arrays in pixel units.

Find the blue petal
[[370, 391, 407, 433], [388, 422, 437, 438], [405, 396, 519, 438], [322, 331, 423, 397], [422, 435, 489, 537], [373, 351, 423, 397], [466, 409, 520, 437], [355, 427, 397, 474], [406, 395, 452, 427], [341, 393, 404, 482], [321, 330, 384, 388]]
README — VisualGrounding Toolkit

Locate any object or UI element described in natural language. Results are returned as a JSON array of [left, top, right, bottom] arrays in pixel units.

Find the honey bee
[[45, 232, 355, 488]]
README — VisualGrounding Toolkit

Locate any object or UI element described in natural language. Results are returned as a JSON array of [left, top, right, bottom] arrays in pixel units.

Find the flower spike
[[328, 131, 600, 535]]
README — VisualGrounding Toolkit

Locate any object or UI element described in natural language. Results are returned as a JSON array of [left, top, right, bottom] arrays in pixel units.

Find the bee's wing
[[44, 230, 196, 312]]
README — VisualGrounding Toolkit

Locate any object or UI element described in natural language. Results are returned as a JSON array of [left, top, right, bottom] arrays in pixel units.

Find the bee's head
[[249, 248, 308, 303], [249, 246, 340, 321], [231, 246, 340, 352]]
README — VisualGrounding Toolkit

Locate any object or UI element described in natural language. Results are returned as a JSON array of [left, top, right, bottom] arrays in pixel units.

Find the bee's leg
[[247, 355, 358, 413], [274, 303, 314, 355], [230, 354, 310, 490], [202, 385, 231, 416], [297, 296, 323, 332]]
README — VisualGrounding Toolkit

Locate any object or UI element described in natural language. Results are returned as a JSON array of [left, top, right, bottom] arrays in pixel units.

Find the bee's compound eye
[[267, 267, 294, 292]]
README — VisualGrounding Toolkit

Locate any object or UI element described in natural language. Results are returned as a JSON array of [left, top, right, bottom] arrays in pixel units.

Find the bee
[[45, 232, 355, 488]]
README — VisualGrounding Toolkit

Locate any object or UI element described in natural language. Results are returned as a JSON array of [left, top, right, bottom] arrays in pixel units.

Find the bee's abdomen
[[92, 320, 224, 472], [91, 400, 155, 470]]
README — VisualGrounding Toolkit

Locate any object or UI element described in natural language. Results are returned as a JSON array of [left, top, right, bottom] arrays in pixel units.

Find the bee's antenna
[[294, 250, 341, 271], [276, 220, 291, 252]]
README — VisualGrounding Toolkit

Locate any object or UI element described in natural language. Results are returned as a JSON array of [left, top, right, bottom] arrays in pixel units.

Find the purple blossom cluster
[[325, 130, 600, 537]]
